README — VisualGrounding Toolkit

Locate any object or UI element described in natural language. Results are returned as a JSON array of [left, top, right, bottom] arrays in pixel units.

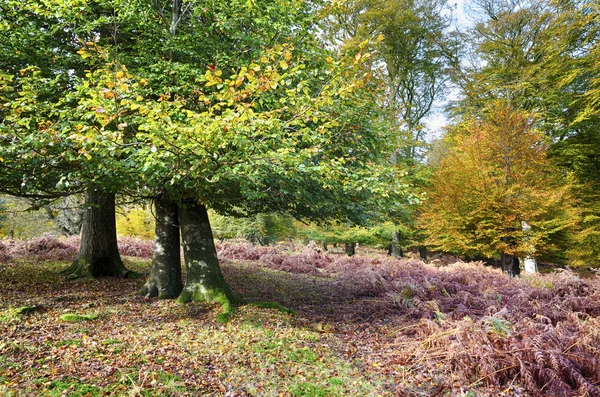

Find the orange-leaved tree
[[420, 100, 576, 272]]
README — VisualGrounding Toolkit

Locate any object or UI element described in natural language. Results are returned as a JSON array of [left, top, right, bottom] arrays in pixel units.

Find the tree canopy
[[420, 100, 574, 260]]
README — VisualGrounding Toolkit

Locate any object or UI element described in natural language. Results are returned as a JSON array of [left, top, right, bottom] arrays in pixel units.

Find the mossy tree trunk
[[176, 201, 241, 320], [140, 196, 182, 299], [62, 188, 129, 278]]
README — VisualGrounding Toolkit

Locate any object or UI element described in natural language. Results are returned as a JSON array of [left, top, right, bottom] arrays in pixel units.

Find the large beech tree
[[0, 1, 135, 278], [451, 0, 600, 265], [1, 0, 396, 318], [420, 101, 575, 272]]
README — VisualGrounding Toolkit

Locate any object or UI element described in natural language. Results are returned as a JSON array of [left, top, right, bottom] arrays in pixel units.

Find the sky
[[423, 0, 472, 141]]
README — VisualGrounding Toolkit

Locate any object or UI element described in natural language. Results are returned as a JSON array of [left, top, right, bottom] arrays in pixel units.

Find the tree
[[0, 197, 6, 232], [43, 196, 85, 237], [419, 100, 575, 273], [322, 0, 455, 257], [2, 0, 395, 319], [121, 41, 393, 312], [452, 0, 600, 266], [0, 0, 133, 278]]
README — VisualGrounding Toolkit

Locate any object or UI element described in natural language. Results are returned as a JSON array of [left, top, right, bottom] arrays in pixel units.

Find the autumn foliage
[[420, 101, 575, 260]]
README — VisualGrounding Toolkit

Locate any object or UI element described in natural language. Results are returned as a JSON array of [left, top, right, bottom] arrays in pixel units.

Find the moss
[[59, 313, 98, 322], [215, 312, 231, 324], [177, 284, 238, 323], [1, 305, 38, 321], [248, 301, 295, 315], [13, 305, 38, 315], [176, 289, 192, 304]]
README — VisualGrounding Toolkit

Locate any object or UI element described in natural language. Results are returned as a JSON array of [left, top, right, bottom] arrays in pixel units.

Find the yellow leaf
[[116, 71, 124, 79], [280, 61, 289, 70], [377, 33, 385, 42], [215, 70, 223, 77]]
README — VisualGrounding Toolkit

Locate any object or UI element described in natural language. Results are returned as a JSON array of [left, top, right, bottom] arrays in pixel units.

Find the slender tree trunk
[[501, 252, 520, 277], [140, 196, 182, 299], [321, 241, 328, 252], [176, 201, 241, 320], [344, 242, 355, 256], [390, 230, 403, 258], [418, 246, 427, 261], [61, 188, 129, 278]]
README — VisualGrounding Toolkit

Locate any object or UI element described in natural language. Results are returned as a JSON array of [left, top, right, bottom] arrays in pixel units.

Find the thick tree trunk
[[61, 188, 129, 278], [176, 201, 241, 321], [140, 196, 182, 299], [390, 230, 403, 258], [344, 242, 355, 256]]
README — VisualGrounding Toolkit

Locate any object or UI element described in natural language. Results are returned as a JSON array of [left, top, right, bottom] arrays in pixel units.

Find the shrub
[[0, 235, 154, 263]]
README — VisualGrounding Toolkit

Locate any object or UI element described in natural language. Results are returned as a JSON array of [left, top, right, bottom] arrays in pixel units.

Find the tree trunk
[[501, 252, 520, 277], [140, 196, 182, 299], [418, 246, 427, 261], [523, 257, 537, 273], [321, 241, 328, 252], [61, 188, 129, 278], [344, 242, 355, 256], [390, 230, 403, 258], [176, 201, 241, 321]]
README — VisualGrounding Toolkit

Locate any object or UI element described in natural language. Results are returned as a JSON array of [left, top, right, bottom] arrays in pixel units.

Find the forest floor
[[0, 240, 599, 396]]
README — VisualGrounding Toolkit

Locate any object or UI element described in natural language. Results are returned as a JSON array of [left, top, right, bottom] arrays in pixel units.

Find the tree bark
[[418, 246, 427, 261], [61, 188, 129, 278], [321, 241, 328, 252], [390, 230, 404, 258], [344, 242, 355, 256], [140, 196, 182, 299], [176, 201, 241, 321], [501, 252, 520, 277]]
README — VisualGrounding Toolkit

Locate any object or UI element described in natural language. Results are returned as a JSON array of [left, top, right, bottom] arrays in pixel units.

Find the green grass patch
[[55, 338, 82, 347], [46, 378, 102, 397], [289, 381, 335, 397], [288, 347, 318, 363]]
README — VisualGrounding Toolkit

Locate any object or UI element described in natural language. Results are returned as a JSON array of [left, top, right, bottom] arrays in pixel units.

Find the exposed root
[[177, 283, 244, 323]]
